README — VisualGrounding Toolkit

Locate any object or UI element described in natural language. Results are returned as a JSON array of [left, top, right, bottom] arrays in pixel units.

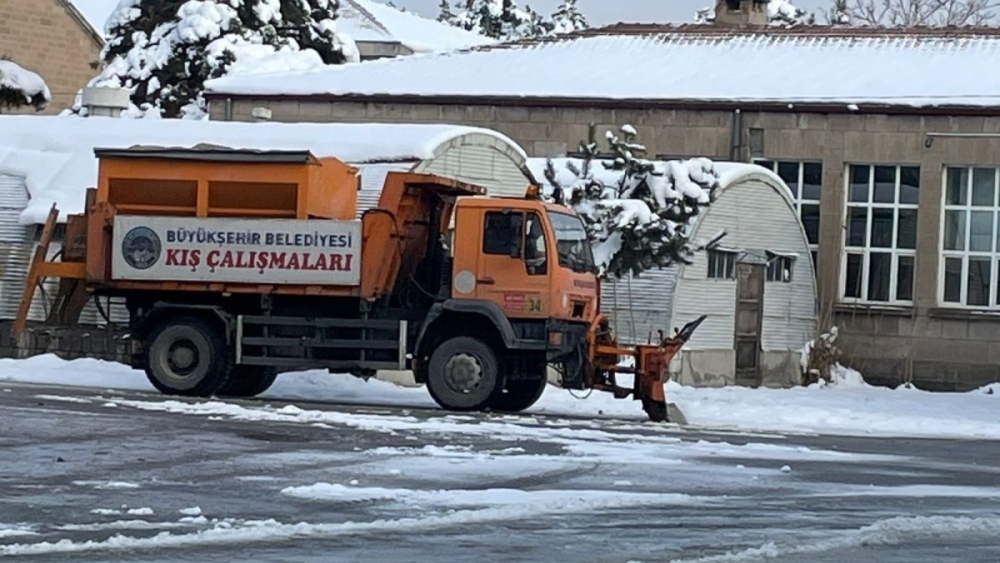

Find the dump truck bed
[[75, 146, 486, 299]]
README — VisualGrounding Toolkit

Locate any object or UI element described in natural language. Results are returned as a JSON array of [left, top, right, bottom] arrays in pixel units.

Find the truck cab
[[410, 196, 602, 413], [451, 197, 599, 324]]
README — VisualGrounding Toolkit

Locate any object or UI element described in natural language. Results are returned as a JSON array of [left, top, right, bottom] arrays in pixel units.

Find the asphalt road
[[2, 382, 1000, 563]]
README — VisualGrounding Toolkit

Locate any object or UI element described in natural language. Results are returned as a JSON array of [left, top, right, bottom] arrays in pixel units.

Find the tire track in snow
[[0, 490, 710, 557], [668, 515, 1000, 562]]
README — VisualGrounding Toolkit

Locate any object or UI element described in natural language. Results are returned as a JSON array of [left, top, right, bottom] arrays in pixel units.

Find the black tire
[[492, 376, 548, 413], [218, 366, 278, 398], [427, 336, 502, 411], [144, 316, 232, 397]]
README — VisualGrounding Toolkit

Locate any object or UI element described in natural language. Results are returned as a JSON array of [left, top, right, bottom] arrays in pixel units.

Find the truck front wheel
[[144, 317, 232, 397], [492, 376, 547, 413], [218, 366, 278, 398], [427, 337, 501, 411]]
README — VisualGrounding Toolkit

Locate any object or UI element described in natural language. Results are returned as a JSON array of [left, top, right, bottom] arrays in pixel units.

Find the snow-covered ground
[[2, 354, 998, 440]]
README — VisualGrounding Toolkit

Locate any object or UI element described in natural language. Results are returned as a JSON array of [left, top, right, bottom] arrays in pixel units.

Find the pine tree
[[452, 0, 551, 40], [76, 0, 351, 119], [544, 124, 718, 280], [437, 0, 456, 22], [828, 0, 851, 24], [550, 0, 589, 34]]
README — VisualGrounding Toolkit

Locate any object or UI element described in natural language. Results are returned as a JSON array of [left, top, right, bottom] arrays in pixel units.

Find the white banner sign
[[112, 216, 362, 286]]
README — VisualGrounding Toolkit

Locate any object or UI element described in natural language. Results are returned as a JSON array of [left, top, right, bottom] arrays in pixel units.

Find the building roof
[[338, 0, 494, 53], [67, 0, 118, 38], [65, 0, 493, 52], [0, 116, 525, 225], [205, 24, 1000, 112]]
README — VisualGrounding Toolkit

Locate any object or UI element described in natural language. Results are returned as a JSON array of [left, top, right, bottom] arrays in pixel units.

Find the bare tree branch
[[838, 0, 1000, 26]]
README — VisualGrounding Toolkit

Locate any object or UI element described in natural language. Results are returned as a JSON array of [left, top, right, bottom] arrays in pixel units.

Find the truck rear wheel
[[427, 336, 501, 411], [218, 366, 278, 398], [492, 376, 547, 413], [144, 317, 232, 397]]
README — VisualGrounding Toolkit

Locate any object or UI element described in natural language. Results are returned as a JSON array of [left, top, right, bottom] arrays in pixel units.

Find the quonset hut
[[529, 159, 817, 388]]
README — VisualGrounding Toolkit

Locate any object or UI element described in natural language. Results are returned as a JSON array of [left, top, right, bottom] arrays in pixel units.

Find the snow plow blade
[[588, 314, 707, 422]]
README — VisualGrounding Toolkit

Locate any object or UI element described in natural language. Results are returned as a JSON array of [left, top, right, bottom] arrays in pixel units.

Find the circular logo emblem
[[121, 226, 161, 270]]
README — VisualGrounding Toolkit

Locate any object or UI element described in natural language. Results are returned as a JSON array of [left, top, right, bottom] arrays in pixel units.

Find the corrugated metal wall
[[0, 174, 128, 327], [601, 268, 679, 346], [672, 177, 817, 352], [355, 162, 418, 218], [417, 144, 529, 197]]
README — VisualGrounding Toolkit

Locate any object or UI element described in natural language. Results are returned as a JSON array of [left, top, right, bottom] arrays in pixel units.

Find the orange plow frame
[[586, 314, 707, 422]]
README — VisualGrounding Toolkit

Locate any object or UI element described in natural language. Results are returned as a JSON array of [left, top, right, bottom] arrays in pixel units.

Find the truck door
[[474, 209, 551, 318]]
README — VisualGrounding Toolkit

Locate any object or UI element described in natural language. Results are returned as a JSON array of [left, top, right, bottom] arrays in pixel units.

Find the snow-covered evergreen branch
[[0, 59, 51, 113], [543, 125, 718, 280], [68, 0, 358, 119], [439, 0, 588, 40]]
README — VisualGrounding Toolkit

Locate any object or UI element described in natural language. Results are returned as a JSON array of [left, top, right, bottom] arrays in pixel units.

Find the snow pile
[[77, 0, 358, 118], [280, 483, 699, 508], [0, 115, 524, 224], [337, 0, 494, 53], [0, 60, 52, 112], [5, 354, 1000, 440]]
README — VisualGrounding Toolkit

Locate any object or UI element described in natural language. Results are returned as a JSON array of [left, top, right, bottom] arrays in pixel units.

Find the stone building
[[0, 0, 104, 114], [203, 6, 1000, 390]]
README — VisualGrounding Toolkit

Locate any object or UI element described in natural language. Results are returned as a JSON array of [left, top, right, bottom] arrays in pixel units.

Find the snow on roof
[[0, 60, 52, 108], [68, 0, 120, 36], [527, 158, 788, 195], [338, 0, 494, 53], [0, 116, 525, 225], [207, 27, 1000, 108]]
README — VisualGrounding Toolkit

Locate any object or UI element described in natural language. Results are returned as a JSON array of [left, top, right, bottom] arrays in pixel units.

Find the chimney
[[81, 86, 131, 117], [714, 0, 769, 27]]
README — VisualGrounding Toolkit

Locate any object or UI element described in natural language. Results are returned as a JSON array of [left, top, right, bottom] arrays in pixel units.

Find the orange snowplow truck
[[13, 146, 704, 421]]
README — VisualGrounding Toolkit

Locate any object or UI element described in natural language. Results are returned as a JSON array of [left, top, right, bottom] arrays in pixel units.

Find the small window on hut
[[766, 251, 795, 283], [707, 249, 737, 280]]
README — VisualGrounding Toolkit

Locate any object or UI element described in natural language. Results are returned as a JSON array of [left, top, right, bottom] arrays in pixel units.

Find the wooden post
[[11, 205, 59, 343]]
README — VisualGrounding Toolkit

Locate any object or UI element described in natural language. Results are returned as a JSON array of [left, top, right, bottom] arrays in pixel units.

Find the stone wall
[[0, 321, 131, 364], [0, 0, 103, 114]]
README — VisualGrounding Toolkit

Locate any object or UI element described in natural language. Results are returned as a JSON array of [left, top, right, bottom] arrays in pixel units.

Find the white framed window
[[766, 252, 794, 283], [941, 166, 1000, 308], [707, 249, 737, 279], [753, 160, 821, 270], [842, 164, 919, 304]]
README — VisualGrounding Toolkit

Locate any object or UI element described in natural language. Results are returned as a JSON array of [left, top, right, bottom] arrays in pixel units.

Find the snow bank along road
[[2, 383, 1000, 562]]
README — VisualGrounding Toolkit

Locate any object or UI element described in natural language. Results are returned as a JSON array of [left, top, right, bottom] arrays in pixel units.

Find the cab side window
[[483, 211, 524, 256], [525, 213, 548, 276]]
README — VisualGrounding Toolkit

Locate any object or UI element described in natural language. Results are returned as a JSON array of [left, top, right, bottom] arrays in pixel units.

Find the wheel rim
[[443, 353, 483, 395], [153, 329, 210, 389], [167, 339, 199, 377]]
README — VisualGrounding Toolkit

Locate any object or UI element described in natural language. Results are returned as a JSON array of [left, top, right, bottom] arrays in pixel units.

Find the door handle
[[477, 277, 496, 285]]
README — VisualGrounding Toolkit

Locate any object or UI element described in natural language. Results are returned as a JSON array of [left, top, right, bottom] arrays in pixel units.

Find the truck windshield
[[547, 211, 596, 274]]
